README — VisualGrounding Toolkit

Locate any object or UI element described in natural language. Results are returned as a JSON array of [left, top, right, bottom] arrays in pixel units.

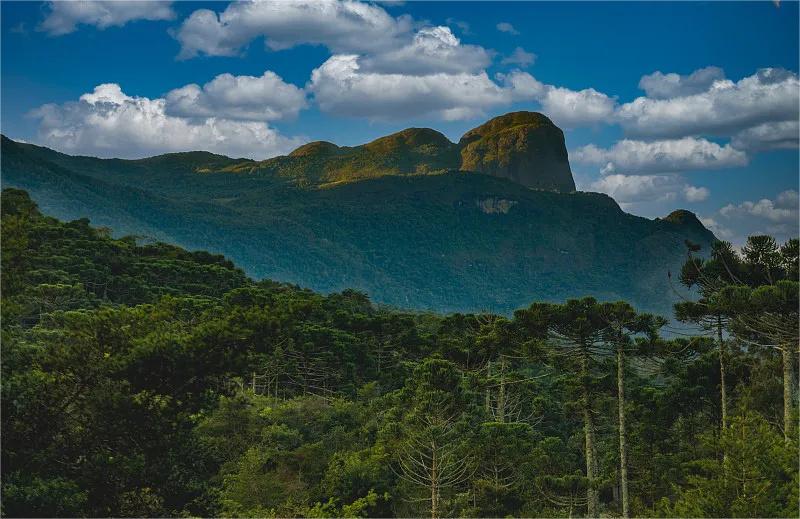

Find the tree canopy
[[2, 188, 797, 518]]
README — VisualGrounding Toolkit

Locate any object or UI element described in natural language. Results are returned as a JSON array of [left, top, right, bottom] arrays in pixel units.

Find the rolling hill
[[0, 112, 714, 315]]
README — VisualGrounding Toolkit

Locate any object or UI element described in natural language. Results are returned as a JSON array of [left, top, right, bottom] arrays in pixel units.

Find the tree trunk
[[717, 317, 728, 431], [497, 357, 506, 423], [581, 352, 599, 518], [431, 442, 439, 519], [782, 345, 794, 443], [617, 346, 630, 518], [485, 360, 492, 415]]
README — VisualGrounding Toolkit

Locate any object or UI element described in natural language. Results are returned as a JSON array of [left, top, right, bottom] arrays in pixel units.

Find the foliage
[[1, 189, 796, 518]]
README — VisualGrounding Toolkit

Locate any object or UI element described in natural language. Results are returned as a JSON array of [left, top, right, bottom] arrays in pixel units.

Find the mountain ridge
[[216, 111, 576, 190], [0, 112, 714, 315], [5, 111, 575, 191]]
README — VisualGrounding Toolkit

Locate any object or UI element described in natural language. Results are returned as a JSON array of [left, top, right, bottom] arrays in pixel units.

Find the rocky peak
[[458, 111, 576, 192], [663, 209, 705, 228]]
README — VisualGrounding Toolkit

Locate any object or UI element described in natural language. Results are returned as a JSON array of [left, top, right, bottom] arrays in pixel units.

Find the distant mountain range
[[1, 112, 714, 315]]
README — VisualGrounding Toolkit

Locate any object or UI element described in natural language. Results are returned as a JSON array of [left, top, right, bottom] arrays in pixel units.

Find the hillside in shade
[[0, 112, 714, 315]]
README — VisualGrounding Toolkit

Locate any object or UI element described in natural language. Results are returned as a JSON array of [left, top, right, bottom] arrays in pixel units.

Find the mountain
[[216, 112, 574, 191], [0, 112, 715, 315]]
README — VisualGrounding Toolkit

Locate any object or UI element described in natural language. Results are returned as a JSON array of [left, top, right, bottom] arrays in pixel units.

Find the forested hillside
[[1, 127, 715, 316], [2, 188, 797, 518]]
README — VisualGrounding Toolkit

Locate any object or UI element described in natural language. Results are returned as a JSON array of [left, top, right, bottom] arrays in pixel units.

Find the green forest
[[2, 187, 798, 518]]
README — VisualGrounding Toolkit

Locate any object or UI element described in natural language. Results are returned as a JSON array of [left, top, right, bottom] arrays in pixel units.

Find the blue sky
[[2, 1, 798, 245]]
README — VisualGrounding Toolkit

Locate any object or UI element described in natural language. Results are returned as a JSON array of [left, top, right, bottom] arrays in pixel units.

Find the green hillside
[[0, 112, 714, 315]]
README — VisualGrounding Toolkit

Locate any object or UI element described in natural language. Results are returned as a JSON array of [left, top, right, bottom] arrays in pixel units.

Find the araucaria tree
[[518, 298, 608, 518], [393, 358, 474, 518], [600, 302, 666, 518], [675, 240, 742, 431], [678, 236, 799, 442]]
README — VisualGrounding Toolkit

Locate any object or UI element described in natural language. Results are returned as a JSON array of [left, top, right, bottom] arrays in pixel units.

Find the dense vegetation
[[2, 131, 714, 316], [2, 188, 797, 518]]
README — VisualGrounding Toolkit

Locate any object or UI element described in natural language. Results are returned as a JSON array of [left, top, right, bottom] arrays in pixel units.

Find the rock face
[[458, 111, 576, 192]]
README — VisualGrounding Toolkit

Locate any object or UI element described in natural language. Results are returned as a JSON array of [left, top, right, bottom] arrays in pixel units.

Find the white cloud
[[496, 22, 519, 35], [589, 173, 709, 204], [174, 2, 503, 122], [39, 1, 174, 36], [699, 216, 734, 240], [359, 26, 491, 75], [720, 190, 799, 223], [502, 70, 547, 98], [171, 2, 624, 126], [712, 190, 799, 246], [572, 137, 747, 175], [308, 54, 511, 121], [730, 120, 799, 152], [683, 185, 710, 202], [30, 83, 304, 160], [504, 71, 616, 127], [174, 0, 412, 59], [777, 189, 800, 208], [617, 68, 800, 138], [501, 47, 536, 68], [165, 71, 307, 122], [540, 86, 616, 128], [638, 66, 725, 99]]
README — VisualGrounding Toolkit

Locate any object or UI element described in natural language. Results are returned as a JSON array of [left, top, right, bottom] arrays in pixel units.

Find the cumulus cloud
[[590, 174, 678, 203], [504, 71, 616, 127], [720, 190, 799, 223], [638, 66, 725, 99], [699, 216, 734, 240], [730, 120, 799, 152], [39, 1, 174, 36], [165, 71, 307, 121], [539, 86, 617, 128], [617, 68, 800, 138], [174, 2, 503, 122], [712, 190, 799, 245], [683, 185, 710, 202], [30, 83, 304, 160], [496, 22, 519, 35], [572, 137, 748, 175], [171, 1, 624, 126], [174, 0, 412, 59], [589, 173, 709, 204], [308, 54, 510, 120], [502, 70, 547, 98], [359, 26, 491, 75], [501, 47, 536, 68]]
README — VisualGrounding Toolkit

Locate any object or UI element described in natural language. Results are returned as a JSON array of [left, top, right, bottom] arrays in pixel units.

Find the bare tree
[[396, 411, 473, 518]]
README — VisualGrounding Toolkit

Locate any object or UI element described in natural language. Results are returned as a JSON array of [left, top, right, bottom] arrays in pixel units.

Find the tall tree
[[600, 302, 666, 518], [518, 298, 609, 517], [704, 236, 799, 443], [719, 280, 799, 442], [675, 240, 743, 432]]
